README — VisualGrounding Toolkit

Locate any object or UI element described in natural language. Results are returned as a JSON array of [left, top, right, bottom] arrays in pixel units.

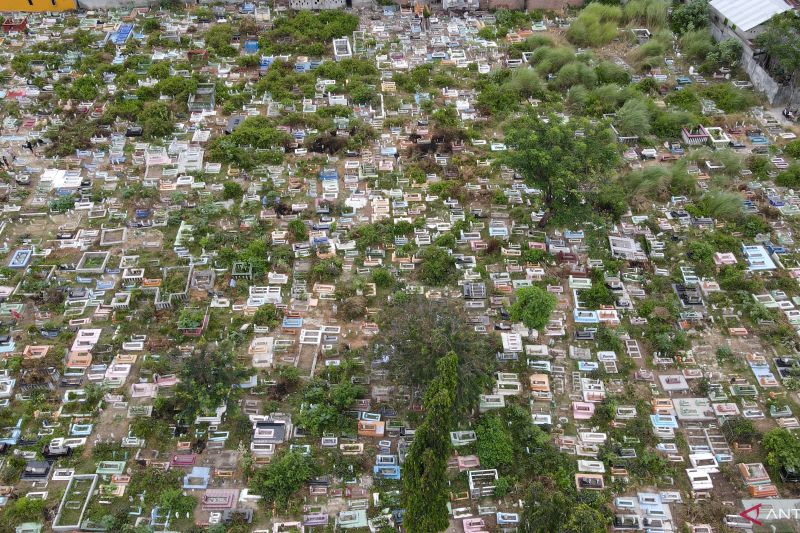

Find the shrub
[[763, 428, 800, 472], [631, 39, 669, 71], [340, 296, 367, 320], [587, 83, 623, 115], [785, 139, 800, 158], [475, 415, 514, 470], [665, 87, 702, 114], [699, 84, 758, 113], [222, 182, 243, 200], [371, 268, 395, 289], [522, 247, 552, 264], [49, 194, 75, 213], [652, 109, 696, 139], [288, 219, 308, 241], [748, 155, 771, 179], [594, 183, 628, 220], [777, 164, 800, 188], [708, 38, 743, 68], [504, 68, 546, 99]]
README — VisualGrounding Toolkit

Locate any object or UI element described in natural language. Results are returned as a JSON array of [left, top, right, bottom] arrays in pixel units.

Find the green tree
[[253, 304, 282, 328], [311, 258, 343, 282], [174, 341, 250, 420], [502, 114, 619, 216], [670, 0, 709, 35], [148, 61, 171, 80], [208, 116, 290, 170], [510, 286, 557, 330], [71, 75, 99, 101], [159, 488, 197, 515], [376, 296, 493, 415], [205, 23, 236, 56], [521, 483, 572, 532], [521, 483, 609, 533], [141, 101, 174, 139], [251, 451, 316, 510], [296, 378, 364, 435], [709, 38, 743, 68], [403, 353, 458, 533], [563, 504, 609, 533], [45, 119, 96, 157], [755, 11, 800, 94], [580, 272, 615, 309], [431, 105, 460, 129], [419, 246, 456, 286]]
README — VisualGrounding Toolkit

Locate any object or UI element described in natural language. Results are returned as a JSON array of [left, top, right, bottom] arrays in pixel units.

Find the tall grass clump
[[503, 68, 546, 99], [595, 61, 631, 85], [679, 29, 715, 62], [701, 190, 743, 221], [567, 3, 622, 47], [615, 98, 652, 137], [630, 30, 672, 71], [531, 46, 577, 76], [550, 61, 598, 90], [623, 0, 669, 29], [689, 148, 743, 176], [621, 166, 671, 205]]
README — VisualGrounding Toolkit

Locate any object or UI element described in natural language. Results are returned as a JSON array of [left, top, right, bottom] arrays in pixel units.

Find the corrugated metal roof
[[710, 0, 792, 31]]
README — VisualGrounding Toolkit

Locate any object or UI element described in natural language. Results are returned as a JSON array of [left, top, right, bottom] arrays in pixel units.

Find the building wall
[[481, 0, 524, 10], [480, 0, 580, 10], [710, 16, 792, 105], [75, 0, 240, 7], [2, 0, 76, 11], [289, 0, 346, 8], [526, 0, 582, 9]]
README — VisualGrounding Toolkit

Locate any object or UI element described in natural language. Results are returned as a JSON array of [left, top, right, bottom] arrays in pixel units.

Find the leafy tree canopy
[[510, 286, 557, 330], [402, 353, 458, 533], [670, 0, 709, 35], [251, 451, 317, 510], [418, 246, 457, 286], [501, 114, 619, 213], [375, 295, 495, 415]]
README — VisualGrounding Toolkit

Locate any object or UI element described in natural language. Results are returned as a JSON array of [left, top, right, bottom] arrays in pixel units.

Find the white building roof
[[710, 0, 792, 32]]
